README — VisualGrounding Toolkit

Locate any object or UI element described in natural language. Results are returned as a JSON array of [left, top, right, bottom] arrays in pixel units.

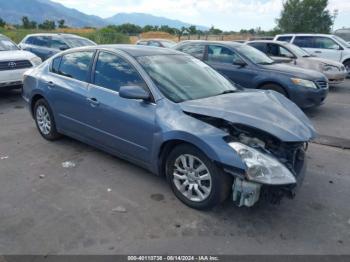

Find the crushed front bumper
[[232, 158, 307, 207]]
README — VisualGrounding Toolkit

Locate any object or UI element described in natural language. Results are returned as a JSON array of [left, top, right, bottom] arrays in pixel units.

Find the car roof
[[178, 40, 243, 48], [138, 39, 176, 42], [25, 33, 86, 38], [71, 44, 184, 57], [248, 40, 289, 45], [276, 33, 335, 37]]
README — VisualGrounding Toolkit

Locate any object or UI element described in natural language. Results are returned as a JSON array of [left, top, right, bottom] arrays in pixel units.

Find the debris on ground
[[62, 161, 76, 168], [112, 206, 127, 213], [0, 155, 9, 160], [107, 188, 112, 192], [39, 174, 46, 179]]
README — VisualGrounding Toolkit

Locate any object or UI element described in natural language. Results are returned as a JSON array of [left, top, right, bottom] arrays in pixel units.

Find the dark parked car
[[136, 39, 177, 48], [23, 45, 315, 209], [19, 33, 96, 61], [174, 41, 329, 108]]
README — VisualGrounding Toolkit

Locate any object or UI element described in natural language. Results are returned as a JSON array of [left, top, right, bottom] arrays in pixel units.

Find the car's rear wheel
[[260, 83, 288, 97], [166, 144, 232, 210], [34, 99, 61, 141]]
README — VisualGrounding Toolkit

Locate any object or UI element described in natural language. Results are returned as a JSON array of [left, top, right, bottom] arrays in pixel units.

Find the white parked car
[[274, 34, 350, 74], [0, 34, 42, 90]]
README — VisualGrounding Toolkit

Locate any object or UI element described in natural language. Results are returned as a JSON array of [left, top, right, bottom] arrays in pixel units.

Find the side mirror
[[233, 59, 246, 67], [119, 85, 151, 101]]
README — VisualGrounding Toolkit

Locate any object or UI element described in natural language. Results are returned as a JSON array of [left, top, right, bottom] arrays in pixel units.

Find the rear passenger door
[[87, 51, 156, 163], [205, 44, 256, 88], [44, 51, 96, 136]]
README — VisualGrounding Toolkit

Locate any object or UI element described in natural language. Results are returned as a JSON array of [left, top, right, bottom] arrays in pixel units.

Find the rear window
[[248, 42, 267, 53], [63, 37, 95, 48], [276, 36, 293, 42], [32, 36, 51, 47], [177, 44, 205, 59], [293, 36, 315, 48]]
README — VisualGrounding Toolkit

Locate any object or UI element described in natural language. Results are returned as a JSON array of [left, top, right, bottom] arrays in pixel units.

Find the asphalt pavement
[[0, 81, 349, 255]]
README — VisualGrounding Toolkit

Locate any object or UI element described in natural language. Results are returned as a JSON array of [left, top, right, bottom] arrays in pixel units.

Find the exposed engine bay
[[186, 112, 308, 207]]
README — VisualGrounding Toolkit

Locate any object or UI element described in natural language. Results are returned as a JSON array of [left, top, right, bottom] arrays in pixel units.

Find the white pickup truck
[[0, 34, 41, 89]]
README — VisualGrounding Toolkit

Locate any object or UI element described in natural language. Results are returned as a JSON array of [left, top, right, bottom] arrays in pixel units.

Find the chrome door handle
[[87, 97, 100, 106]]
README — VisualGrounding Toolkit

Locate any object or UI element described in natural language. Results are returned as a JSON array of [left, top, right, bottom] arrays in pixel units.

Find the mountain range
[[0, 0, 208, 30]]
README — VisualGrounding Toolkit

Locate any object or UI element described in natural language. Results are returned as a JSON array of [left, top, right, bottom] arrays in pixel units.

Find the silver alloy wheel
[[173, 154, 212, 202], [36, 105, 51, 135]]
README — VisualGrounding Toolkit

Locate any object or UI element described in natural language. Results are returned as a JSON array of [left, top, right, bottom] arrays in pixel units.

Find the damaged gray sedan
[[23, 46, 316, 210]]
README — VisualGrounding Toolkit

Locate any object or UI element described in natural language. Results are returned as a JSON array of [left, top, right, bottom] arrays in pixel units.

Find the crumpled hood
[[180, 90, 317, 142], [0, 50, 37, 61], [260, 63, 326, 80]]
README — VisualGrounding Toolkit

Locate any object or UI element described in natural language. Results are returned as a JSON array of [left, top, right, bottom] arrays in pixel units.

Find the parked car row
[[174, 40, 329, 108], [2, 32, 349, 210]]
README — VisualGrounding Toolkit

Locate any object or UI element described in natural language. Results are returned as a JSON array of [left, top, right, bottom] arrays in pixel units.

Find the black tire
[[344, 60, 350, 78], [33, 98, 61, 141], [165, 144, 232, 210], [260, 83, 288, 97]]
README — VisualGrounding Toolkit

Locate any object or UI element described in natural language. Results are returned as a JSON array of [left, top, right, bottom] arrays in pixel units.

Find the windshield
[[160, 41, 176, 48], [0, 37, 19, 51], [285, 43, 310, 57], [238, 45, 274, 64], [63, 37, 96, 48], [333, 35, 350, 48], [137, 54, 237, 103]]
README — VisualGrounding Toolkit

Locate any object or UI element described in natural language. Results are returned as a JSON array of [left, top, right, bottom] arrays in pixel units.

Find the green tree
[[0, 17, 6, 27], [38, 20, 56, 30], [58, 19, 67, 29], [188, 25, 197, 35], [143, 25, 155, 32], [208, 26, 222, 35], [21, 16, 37, 29], [277, 0, 334, 33]]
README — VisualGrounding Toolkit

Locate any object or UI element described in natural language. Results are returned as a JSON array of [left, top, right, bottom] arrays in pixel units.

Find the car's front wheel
[[166, 144, 232, 210], [344, 60, 350, 78], [34, 99, 61, 141]]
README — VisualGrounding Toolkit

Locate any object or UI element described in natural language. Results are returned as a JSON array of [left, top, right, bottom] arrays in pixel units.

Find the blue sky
[[53, 0, 350, 31]]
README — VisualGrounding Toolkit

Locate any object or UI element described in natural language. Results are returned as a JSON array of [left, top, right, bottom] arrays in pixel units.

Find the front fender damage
[[186, 112, 309, 207]]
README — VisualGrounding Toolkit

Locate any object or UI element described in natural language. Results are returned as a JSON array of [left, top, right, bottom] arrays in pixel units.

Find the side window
[[293, 36, 314, 48], [50, 37, 69, 50], [149, 41, 161, 47], [279, 46, 294, 58], [178, 44, 205, 59], [33, 36, 51, 47], [25, 37, 35, 44], [207, 45, 240, 64], [249, 43, 267, 53], [58, 51, 94, 82], [93, 51, 146, 92], [314, 37, 341, 50], [137, 41, 148, 46], [276, 36, 293, 42], [267, 44, 279, 56], [51, 56, 61, 74]]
